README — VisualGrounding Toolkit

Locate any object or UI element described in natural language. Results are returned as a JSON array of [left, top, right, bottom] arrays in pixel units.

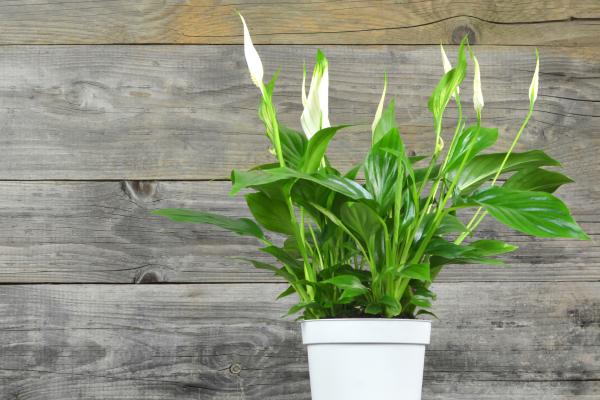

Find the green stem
[[455, 103, 535, 245]]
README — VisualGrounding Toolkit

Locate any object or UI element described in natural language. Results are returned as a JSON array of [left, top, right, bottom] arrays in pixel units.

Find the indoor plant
[[152, 15, 588, 400]]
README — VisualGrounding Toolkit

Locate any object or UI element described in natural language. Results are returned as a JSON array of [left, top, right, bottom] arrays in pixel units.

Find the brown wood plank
[[0, 45, 598, 180], [0, 1, 599, 45], [0, 283, 598, 399], [0, 180, 596, 283]]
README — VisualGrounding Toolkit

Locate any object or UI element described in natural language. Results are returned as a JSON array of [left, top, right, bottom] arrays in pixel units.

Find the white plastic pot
[[301, 319, 431, 400]]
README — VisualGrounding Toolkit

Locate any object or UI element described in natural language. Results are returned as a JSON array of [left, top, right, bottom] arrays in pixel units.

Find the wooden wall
[[0, 1, 598, 399]]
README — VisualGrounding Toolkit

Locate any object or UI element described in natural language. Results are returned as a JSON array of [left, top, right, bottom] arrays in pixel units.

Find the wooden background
[[0, 1, 599, 399]]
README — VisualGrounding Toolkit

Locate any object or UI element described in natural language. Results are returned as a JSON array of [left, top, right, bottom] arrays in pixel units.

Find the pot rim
[[301, 318, 431, 323], [301, 318, 432, 345]]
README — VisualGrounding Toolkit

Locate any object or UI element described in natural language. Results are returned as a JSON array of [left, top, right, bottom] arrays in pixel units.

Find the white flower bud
[[239, 13, 264, 95]]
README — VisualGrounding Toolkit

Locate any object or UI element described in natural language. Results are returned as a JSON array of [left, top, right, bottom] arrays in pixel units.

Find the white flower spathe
[[239, 13, 264, 95], [473, 55, 484, 116], [529, 49, 540, 104], [440, 43, 459, 97], [371, 74, 388, 134], [301, 50, 330, 139]]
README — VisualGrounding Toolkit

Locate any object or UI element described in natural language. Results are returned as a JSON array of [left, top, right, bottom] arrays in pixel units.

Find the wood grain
[[0, 180, 596, 284], [0, 45, 599, 180], [0, 1, 599, 45], [0, 283, 598, 399]]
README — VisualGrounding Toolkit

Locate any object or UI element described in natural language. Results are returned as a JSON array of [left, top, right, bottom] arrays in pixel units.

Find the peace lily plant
[[154, 17, 588, 321]]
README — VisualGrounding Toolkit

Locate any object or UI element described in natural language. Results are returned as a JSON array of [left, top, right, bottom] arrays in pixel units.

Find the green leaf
[[426, 238, 469, 259], [410, 297, 432, 309], [454, 150, 560, 194], [470, 187, 589, 239], [230, 169, 289, 195], [277, 285, 296, 299], [340, 202, 385, 246], [467, 239, 518, 256], [437, 214, 467, 235], [237, 258, 298, 283], [428, 38, 467, 134], [324, 274, 369, 303], [373, 99, 398, 144], [399, 263, 431, 281], [364, 128, 404, 213], [245, 192, 295, 235], [344, 163, 363, 180], [279, 125, 307, 168], [445, 125, 498, 171], [287, 302, 316, 316], [261, 246, 304, 273], [301, 125, 349, 173], [504, 168, 573, 193], [380, 295, 402, 317], [268, 167, 372, 200], [323, 274, 368, 291], [365, 303, 383, 315], [339, 288, 368, 303], [152, 209, 264, 240], [416, 309, 439, 319]]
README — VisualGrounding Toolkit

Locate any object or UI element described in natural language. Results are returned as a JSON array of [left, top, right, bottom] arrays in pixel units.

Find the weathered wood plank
[[0, 45, 599, 179], [0, 180, 596, 283], [0, 283, 598, 399], [0, 1, 599, 45]]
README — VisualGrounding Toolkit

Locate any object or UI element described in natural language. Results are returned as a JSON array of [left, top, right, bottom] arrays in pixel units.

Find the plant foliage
[[152, 17, 588, 320]]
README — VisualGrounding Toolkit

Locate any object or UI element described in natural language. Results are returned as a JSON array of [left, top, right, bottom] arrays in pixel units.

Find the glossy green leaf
[[301, 125, 349, 173], [365, 303, 384, 315], [410, 297, 432, 309], [324, 274, 369, 302], [152, 209, 264, 240], [428, 37, 467, 133], [245, 192, 294, 235], [324, 274, 368, 291], [436, 214, 467, 235], [340, 202, 385, 246], [380, 295, 402, 317], [445, 125, 498, 171], [454, 150, 560, 193], [470, 187, 589, 239], [399, 263, 431, 281], [467, 239, 518, 256], [426, 238, 469, 259], [364, 128, 404, 213], [504, 167, 573, 193], [230, 169, 288, 195], [261, 246, 304, 273], [238, 258, 297, 283], [279, 125, 307, 168], [372, 99, 398, 144], [293, 170, 371, 200]]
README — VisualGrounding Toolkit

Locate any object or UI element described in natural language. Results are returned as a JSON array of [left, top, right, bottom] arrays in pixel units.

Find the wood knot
[[451, 25, 477, 45], [133, 266, 170, 283], [229, 363, 242, 374], [122, 181, 158, 203]]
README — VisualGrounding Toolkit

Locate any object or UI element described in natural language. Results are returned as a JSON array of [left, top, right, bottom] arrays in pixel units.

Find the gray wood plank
[[0, 180, 596, 283], [0, 45, 598, 180], [0, 282, 598, 399], [0, 1, 598, 46]]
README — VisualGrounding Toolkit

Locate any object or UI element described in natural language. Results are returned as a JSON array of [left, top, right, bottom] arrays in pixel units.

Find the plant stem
[[455, 104, 535, 245]]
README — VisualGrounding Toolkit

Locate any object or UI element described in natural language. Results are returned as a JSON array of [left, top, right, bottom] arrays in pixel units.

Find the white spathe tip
[[440, 44, 452, 74], [529, 49, 540, 104], [473, 55, 484, 115], [440, 43, 459, 97], [301, 50, 330, 139], [371, 73, 388, 134], [239, 13, 264, 94]]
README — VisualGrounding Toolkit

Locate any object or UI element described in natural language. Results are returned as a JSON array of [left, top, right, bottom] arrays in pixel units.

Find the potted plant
[[153, 15, 588, 400]]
